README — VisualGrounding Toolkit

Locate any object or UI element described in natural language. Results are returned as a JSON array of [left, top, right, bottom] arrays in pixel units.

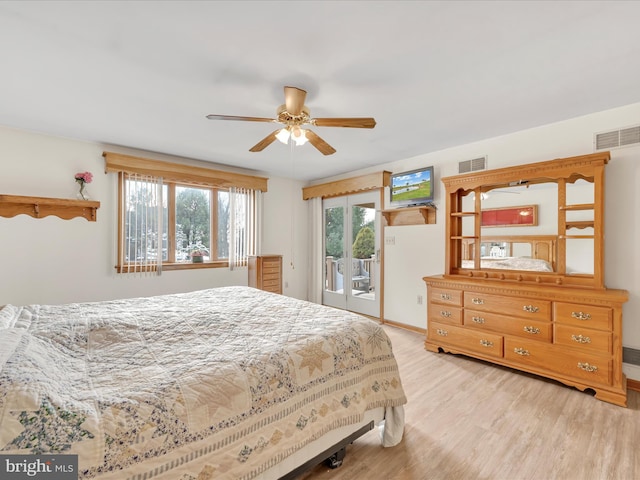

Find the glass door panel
[[323, 191, 380, 317], [323, 203, 344, 294]]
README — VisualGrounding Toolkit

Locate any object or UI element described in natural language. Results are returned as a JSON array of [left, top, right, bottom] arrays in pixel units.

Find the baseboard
[[382, 318, 426, 336], [627, 378, 640, 393]]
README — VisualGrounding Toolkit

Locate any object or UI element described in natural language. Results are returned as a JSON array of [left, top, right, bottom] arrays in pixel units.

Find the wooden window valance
[[103, 151, 269, 192], [302, 171, 391, 200]]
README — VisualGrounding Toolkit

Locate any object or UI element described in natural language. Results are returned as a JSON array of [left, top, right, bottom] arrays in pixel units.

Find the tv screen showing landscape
[[390, 166, 434, 206]]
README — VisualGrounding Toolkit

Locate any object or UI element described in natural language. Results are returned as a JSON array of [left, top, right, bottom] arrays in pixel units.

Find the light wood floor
[[301, 325, 640, 480]]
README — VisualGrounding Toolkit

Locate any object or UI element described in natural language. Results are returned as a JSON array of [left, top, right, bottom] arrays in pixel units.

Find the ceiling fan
[[206, 86, 376, 156]]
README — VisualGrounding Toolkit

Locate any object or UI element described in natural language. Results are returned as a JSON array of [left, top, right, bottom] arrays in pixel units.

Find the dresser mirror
[[444, 153, 606, 288]]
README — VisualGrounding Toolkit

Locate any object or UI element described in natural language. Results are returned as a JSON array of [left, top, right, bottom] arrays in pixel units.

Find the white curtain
[[119, 173, 163, 276], [307, 196, 323, 303], [229, 187, 261, 270]]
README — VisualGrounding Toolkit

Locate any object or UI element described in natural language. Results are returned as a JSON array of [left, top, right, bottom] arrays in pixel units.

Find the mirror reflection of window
[[566, 238, 594, 274]]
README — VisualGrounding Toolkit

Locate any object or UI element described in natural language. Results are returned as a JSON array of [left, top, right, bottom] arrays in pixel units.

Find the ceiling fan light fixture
[[275, 128, 290, 144], [292, 128, 308, 146]]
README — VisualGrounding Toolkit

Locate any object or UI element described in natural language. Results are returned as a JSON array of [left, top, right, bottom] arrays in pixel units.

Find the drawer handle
[[523, 305, 539, 313], [523, 326, 540, 334], [440, 311, 452, 318], [514, 347, 530, 356], [440, 293, 452, 300], [577, 362, 598, 373], [480, 339, 493, 347], [436, 329, 448, 337], [472, 316, 485, 324], [571, 334, 592, 344], [571, 311, 592, 321], [471, 298, 484, 305]]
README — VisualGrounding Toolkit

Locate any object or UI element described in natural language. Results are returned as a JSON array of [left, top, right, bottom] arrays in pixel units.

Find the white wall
[[0, 125, 308, 305], [260, 176, 309, 300], [311, 102, 640, 379]]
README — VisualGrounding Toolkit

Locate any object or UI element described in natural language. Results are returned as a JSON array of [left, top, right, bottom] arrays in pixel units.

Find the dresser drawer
[[428, 304, 462, 325], [262, 278, 281, 288], [504, 338, 612, 385], [464, 309, 551, 342], [263, 272, 281, 281], [554, 302, 612, 331], [464, 292, 551, 321], [554, 324, 612, 354], [428, 322, 503, 359], [429, 287, 462, 306]]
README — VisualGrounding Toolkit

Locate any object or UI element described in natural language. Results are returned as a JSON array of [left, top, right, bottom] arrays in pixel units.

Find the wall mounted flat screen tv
[[389, 166, 435, 207]]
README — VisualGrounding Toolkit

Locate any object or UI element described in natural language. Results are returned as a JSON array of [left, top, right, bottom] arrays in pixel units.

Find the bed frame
[[269, 407, 385, 479]]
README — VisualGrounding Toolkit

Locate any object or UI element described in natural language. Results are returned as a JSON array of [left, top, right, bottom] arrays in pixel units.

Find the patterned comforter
[[0, 286, 406, 479]]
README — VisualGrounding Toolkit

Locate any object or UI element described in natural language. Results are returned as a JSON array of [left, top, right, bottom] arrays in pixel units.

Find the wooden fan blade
[[305, 130, 336, 156], [206, 114, 277, 123], [249, 130, 280, 152], [284, 86, 307, 115], [312, 117, 376, 128]]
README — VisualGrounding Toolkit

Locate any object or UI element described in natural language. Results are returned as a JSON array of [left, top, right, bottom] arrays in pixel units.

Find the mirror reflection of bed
[[461, 236, 556, 272]]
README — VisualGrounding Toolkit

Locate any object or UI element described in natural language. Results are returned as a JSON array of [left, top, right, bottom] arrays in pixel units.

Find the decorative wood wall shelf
[[382, 205, 436, 226], [0, 195, 100, 222]]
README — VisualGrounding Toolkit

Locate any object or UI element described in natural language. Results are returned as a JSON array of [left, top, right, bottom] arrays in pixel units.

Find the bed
[[0, 286, 406, 479]]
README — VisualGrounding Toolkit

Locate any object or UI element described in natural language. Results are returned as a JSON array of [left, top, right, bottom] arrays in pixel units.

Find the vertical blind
[[229, 187, 261, 270], [119, 173, 164, 276]]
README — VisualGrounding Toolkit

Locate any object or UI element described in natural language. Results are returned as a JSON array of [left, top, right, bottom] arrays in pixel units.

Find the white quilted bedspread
[[0, 287, 406, 479]]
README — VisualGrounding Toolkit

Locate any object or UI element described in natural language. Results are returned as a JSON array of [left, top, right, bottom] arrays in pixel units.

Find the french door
[[322, 191, 380, 317]]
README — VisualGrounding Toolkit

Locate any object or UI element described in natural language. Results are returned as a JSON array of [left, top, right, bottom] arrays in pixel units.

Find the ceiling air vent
[[458, 156, 487, 174], [595, 125, 640, 150]]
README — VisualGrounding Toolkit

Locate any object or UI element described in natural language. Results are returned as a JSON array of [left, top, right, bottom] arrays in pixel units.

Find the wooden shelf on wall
[[0, 194, 100, 222], [382, 205, 436, 226]]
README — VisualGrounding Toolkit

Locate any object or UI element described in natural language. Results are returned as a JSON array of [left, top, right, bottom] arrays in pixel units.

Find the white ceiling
[[1, 1, 640, 181]]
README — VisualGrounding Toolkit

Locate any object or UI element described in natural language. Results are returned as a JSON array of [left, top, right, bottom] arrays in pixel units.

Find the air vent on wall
[[594, 125, 640, 150], [458, 156, 487, 174]]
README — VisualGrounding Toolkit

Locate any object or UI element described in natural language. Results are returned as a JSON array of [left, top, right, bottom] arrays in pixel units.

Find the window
[[118, 174, 233, 271], [104, 151, 267, 274]]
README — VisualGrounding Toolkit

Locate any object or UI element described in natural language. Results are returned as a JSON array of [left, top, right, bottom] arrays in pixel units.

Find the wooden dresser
[[248, 255, 283, 294], [426, 277, 628, 406], [425, 152, 629, 406]]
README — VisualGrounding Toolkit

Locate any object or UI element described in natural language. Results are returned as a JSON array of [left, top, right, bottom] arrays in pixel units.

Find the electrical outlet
[[385, 236, 395, 245], [285, 281, 289, 288], [417, 295, 423, 305]]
